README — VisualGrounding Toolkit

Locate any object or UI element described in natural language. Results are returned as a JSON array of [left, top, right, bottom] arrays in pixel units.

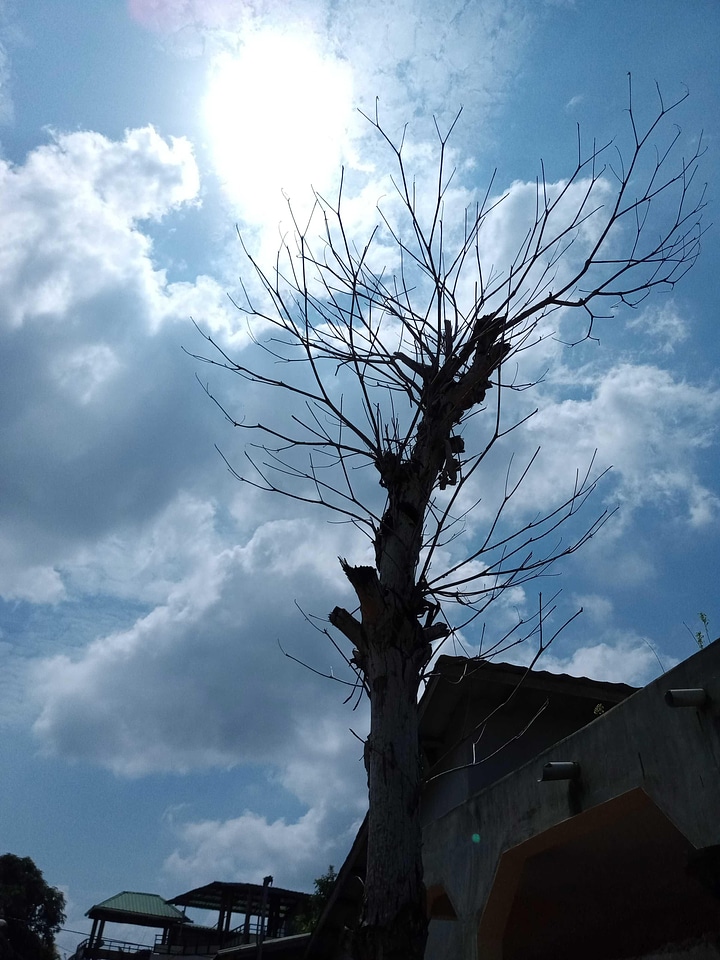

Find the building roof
[[419, 657, 636, 769], [419, 655, 637, 729], [86, 891, 189, 927], [171, 881, 309, 918]]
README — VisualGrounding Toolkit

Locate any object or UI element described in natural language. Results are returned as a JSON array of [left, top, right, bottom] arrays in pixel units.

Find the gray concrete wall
[[422, 682, 629, 826], [421, 644, 720, 959]]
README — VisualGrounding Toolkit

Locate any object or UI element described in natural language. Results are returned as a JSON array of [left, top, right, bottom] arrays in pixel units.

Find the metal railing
[[72, 937, 154, 959], [153, 921, 264, 955]]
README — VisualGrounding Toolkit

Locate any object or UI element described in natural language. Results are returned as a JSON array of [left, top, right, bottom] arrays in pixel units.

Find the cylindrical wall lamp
[[539, 761, 581, 782], [664, 688, 707, 708]]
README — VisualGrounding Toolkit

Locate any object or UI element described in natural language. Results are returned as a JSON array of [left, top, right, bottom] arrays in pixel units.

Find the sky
[[0, 0, 718, 955]]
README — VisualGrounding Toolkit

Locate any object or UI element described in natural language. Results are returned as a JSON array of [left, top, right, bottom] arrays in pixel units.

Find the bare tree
[[190, 78, 705, 960]]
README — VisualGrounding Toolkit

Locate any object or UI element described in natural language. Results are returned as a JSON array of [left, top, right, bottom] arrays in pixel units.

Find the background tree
[[0, 854, 66, 960], [295, 865, 338, 933], [192, 79, 705, 960]]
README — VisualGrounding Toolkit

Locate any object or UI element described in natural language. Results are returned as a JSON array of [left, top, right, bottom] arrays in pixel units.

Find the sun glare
[[203, 29, 354, 228]]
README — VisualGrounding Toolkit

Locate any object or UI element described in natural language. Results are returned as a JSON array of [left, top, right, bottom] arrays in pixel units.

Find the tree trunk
[[353, 640, 428, 960]]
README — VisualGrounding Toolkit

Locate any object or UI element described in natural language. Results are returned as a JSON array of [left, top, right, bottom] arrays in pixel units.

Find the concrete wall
[[421, 644, 720, 959], [421, 670, 631, 827], [632, 935, 720, 959], [421, 703, 603, 827]]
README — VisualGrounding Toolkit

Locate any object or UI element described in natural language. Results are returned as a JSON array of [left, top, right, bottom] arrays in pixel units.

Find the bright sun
[[203, 28, 354, 228]]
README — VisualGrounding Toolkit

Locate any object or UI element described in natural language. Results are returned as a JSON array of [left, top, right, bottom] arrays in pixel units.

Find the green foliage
[[295, 865, 338, 934], [698, 612, 710, 648], [685, 612, 712, 650], [0, 854, 66, 960]]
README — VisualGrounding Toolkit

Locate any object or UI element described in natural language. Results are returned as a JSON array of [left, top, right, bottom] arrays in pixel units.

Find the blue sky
[[1, 1, 718, 955]]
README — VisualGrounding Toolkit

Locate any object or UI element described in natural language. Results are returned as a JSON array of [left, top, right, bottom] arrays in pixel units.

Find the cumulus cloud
[[0, 125, 239, 598], [571, 593, 614, 624], [31, 497, 368, 888], [163, 801, 360, 892], [163, 807, 330, 888], [162, 712, 366, 892], [31, 500, 364, 774], [127, 0, 259, 34], [541, 631, 672, 685], [501, 361, 720, 528], [0, 551, 64, 604], [414, 348, 719, 629], [0, 126, 198, 329]]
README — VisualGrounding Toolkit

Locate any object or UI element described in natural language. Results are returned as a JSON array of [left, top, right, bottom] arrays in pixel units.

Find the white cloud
[[541, 631, 673, 685], [161, 273, 250, 341], [571, 593, 613, 624], [0, 641, 39, 729], [329, 0, 532, 135], [513, 362, 720, 526], [422, 353, 719, 621], [688, 485, 719, 527], [0, 126, 198, 329], [163, 807, 328, 888], [0, 124, 240, 600], [565, 94, 584, 111], [63, 494, 224, 605], [30, 501, 364, 776], [0, 123, 372, 841], [160, 709, 366, 892], [627, 300, 690, 354], [163, 801, 360, 893], [51, 343, 123, 405], [0, 547, 64, 603], [30, 496, 368, 891]]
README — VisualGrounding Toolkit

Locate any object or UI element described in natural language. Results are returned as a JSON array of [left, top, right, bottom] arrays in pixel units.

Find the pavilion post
[[256, 875, 273, 960]]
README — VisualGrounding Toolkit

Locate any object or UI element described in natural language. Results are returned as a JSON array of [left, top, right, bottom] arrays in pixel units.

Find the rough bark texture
[[331, 370, 479, 959], [355, 643, 427, 960], [331, 556, 432, 960]]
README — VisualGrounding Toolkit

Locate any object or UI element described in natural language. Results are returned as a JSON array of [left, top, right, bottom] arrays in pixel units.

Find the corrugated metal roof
[[87, 891, 187, 922]]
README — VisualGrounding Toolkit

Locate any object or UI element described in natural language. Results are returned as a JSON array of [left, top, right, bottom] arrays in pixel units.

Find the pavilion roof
[[171, 881, 309, 918], [87, 891, 190, 928]]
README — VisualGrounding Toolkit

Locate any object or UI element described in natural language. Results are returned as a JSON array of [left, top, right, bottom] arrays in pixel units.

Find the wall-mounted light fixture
[[664, 688, 707, 708], [538, 761, 581, 782]]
